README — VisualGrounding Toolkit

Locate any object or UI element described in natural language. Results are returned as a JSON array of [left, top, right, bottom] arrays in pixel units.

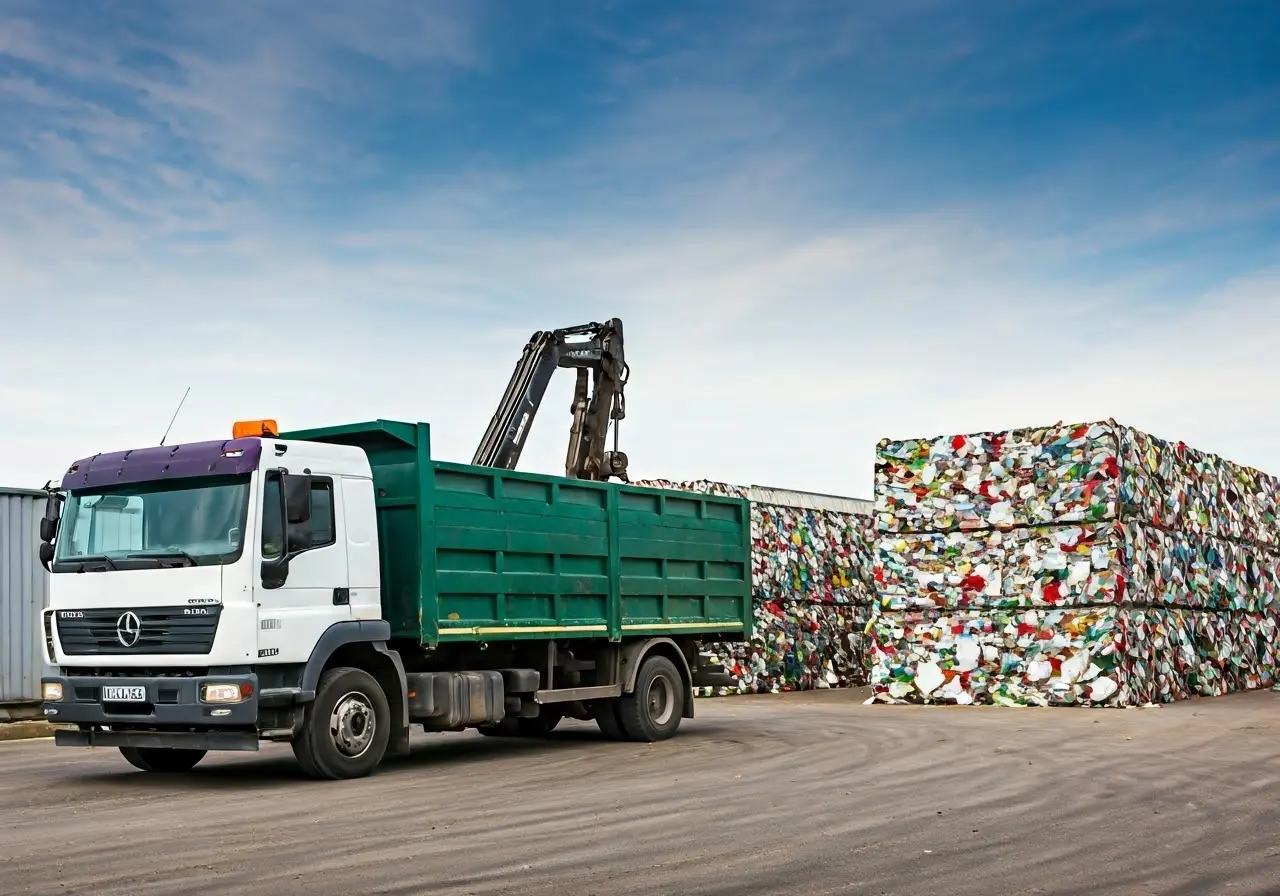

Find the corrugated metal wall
[[1, 487, 50, 705]]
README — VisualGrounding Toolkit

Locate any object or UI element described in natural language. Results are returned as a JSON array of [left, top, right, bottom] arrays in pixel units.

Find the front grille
[[56, 606, 222, 656], [62, 667, 209, 678]]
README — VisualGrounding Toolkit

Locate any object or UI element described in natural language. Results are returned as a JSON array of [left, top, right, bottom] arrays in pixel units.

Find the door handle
[[333, 587, 350, 606]]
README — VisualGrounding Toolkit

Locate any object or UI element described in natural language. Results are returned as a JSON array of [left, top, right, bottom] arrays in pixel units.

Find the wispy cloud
[[1, 0, 481, 200]]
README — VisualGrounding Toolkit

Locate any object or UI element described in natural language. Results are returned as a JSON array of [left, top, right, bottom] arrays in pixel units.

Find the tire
[[478, 710, 562, 738], [119, 746, 206, 773], [477, 718, 522, 737], [517, 710, 562, 737], [617, 654, 684, 742], [594, 701, 628, 741], [291, 666, 391, 780]]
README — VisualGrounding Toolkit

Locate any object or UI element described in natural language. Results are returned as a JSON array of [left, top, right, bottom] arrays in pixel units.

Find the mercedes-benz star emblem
[[115, 612, 141, 648]]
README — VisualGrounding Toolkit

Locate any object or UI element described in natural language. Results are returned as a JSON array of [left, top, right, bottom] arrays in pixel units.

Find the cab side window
[[261, 475, 335, 558]]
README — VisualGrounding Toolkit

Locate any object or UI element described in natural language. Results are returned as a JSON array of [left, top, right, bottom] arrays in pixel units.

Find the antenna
[[159, 386, 192, 447]]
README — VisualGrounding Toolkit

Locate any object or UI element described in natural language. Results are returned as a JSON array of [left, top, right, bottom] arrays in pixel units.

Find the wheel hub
[[330, 691, 377, 758], [646, 675, 674, 726]]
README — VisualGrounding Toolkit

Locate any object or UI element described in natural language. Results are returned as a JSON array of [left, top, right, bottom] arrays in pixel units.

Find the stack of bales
[[870, 420, 1279, 706], [633, 478, 875, 694]]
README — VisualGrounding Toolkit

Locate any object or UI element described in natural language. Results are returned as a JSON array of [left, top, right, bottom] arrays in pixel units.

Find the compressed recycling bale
[[869, 606, 1126, 706], [1099, 608, 1276, 703], [875, 523, 1124, 611], [872, 418, 1280, 707], [754, 503, 874, 605], [1124, 525, 1280, 612], [696, 600, 870, 696], [868, 606, 1278, 706], [1121, 427, 1280, 546], [875, 419, 1280, 546], [875, 421, 1120, 535], [875, 521, 1280, 613]]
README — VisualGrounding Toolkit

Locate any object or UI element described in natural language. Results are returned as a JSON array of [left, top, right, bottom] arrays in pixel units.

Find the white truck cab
[[39, 420, 408, 777]]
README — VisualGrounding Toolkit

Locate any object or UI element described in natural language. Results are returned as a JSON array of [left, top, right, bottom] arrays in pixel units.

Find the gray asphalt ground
[[3, 688, 1280, 896]]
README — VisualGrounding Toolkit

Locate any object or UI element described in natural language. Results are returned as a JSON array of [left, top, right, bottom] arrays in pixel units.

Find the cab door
[[255, 471, 351, 664]]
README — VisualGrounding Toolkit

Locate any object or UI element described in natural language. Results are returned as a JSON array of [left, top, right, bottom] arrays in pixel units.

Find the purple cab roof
[[61, 438, 264, 491]]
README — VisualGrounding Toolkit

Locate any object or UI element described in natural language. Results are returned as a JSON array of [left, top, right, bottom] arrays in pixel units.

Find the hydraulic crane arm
[[472, 318, 630, 482]]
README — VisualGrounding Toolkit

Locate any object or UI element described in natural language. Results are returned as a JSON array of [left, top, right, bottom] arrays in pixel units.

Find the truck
[[35, 320, 750, 779]]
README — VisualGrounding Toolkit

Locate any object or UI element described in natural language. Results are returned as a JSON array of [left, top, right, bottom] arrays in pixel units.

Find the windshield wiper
[[128, 550, 199, 568], [72, 554, 120, 572]]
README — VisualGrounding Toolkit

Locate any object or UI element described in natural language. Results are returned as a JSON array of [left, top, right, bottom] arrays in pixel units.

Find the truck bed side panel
[[430, 464, 752, 644], [432, 463, 614, 641], [615, 487, 751, 638]]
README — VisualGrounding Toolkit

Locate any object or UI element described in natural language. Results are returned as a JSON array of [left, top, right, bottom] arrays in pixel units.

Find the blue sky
[[1, 0, 1278, 496]]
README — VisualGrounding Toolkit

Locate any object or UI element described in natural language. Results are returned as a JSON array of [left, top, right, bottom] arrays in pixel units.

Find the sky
[[1, 0, 1278, 499]]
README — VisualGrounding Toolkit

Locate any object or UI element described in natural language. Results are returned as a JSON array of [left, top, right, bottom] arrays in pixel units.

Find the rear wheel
[[617, 655, 684, 742], [120, 747, 206, 773], [594, 701, 628, 740], [292, 667, 390, 780]]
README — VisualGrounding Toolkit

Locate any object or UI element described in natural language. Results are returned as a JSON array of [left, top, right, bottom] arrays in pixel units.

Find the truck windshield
[[53, 475, 251, 572]]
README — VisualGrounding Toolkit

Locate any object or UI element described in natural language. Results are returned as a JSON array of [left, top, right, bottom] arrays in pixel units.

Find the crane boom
[[472, 318, 630, 481]]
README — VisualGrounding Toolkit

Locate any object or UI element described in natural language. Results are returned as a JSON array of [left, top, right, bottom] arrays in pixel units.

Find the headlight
[[201, 683, 244, 704], [42, 682, 64, 702]]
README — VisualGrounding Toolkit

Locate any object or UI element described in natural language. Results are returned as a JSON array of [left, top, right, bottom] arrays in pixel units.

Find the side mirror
[[286, 524, 312, 554], [260, 471, 312, 590], [283, 474, 312, 525], [39, 490, 62, 544], [282, 473, 313, 553], [38, 542, 55, 571], [261, 556, 289, 590]]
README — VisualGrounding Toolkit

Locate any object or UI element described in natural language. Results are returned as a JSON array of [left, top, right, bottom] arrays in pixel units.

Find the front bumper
[[53, 729, 259, 751], [42, 672, 261, 751]]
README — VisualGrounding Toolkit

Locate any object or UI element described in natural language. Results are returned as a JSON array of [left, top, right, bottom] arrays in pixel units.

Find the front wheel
[[120, 746, 206, 773], [292, 667, 391, 780], [616, 655, 685, 742]]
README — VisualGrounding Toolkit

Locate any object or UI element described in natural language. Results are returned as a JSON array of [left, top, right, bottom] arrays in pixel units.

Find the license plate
[[102, 686, 146, 702]]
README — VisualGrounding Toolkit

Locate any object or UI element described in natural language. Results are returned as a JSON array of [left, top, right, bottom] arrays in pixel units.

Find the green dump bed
[[282, 420, 752, 646]]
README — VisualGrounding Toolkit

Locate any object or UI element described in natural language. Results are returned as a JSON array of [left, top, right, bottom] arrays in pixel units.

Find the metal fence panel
[[1, 488, 50, 704]]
